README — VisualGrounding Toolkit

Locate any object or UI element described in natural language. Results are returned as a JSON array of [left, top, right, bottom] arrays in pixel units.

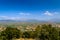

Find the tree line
[[0, 24, 60, 40]]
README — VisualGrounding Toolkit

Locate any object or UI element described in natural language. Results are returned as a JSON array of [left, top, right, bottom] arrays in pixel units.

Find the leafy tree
[[22, 31, 30, 38], [1, 27, 21, 40], [35, 25, 41, 38]]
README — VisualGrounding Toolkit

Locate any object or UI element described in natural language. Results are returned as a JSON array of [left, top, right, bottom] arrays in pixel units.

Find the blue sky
[[0, 0, 60, 20]]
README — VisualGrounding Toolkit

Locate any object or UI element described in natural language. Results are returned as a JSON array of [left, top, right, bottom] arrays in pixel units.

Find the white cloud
[[0, 16, 29, 20], [0, 16, 20, 20], [0, 16, 9, 19], [0, 16, 8, 18], [44, 11, 53, 16], [19, 12, 31, 16]]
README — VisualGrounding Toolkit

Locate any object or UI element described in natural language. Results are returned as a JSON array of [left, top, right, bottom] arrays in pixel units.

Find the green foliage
[[34, 24, 59, 40], [22, 31, 30, 38], [0, 27, 21, 40], [0, 24, 60, 40]]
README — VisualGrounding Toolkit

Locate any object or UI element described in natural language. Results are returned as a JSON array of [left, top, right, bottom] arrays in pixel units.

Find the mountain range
[[0, 18, 60, 23]]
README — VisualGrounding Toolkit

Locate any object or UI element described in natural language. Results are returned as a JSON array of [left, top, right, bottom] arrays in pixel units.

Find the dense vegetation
[[0, 24, 60, 40]]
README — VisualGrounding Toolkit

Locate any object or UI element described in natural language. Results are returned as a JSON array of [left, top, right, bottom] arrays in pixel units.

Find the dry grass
[[15, 38, 36, 40]]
